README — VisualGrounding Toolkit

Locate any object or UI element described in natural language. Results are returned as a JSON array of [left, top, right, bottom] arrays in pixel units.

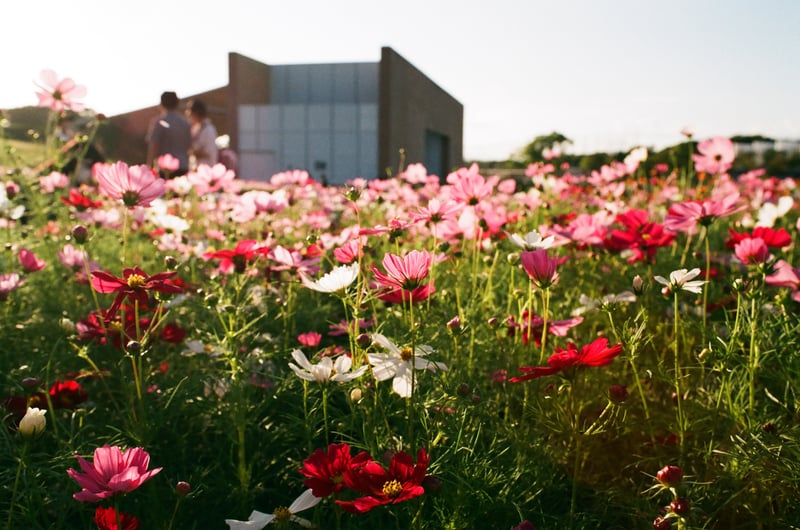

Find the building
[[106, 48, 463, 184]]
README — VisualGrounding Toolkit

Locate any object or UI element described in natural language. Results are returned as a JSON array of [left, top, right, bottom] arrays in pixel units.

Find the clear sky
[[3, 0, 799, 160]]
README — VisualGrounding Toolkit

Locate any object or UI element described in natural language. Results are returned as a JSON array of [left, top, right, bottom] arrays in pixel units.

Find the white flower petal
[[289, 489, 322, 513], [371, 333, 401, 356], [291, 349, 314, 371], [225, 510, 273, 530], [391, 370, 413, 398], [368, 354, 402, 381]]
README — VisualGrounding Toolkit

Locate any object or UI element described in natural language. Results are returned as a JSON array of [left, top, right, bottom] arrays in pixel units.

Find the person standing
[[146, 91, 191, 177], [186, 99, 218, 169]]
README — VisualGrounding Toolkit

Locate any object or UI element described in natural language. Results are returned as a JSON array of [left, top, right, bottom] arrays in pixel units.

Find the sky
[[3, 0, 799, 160]]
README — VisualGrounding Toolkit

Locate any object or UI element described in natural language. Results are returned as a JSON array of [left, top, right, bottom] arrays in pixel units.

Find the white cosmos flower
[[756, 196, 793, 228], [367, 334, 447, 398], [654, 268, 706, 295], [571, 291, 637, 316], [505, 230, 555, 250], [300, 263, 359, 293], [226, 488, 321, 529], [19, 407, 47, 436], [288, 349, 367, 384]]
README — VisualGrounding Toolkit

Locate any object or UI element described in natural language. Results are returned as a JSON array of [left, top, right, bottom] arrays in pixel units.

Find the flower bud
[[19, 407, 47, 436], [126, 341, 142, 355], [356, 333, 371, 349], [164, 255, 178, 270], [608, 385, 629, 404], [59, 317, 76, 334], [670, 497, 690, 515], [456, 382, 471, 396], [350, 388, 363, 402], [632, 274, 644, 295], [656, 465, 683, 487], [21, 377, 40, 389], [487, 317, 499, 327], [447, 316, 461, 331], [71, 225, 89, 244], [176, 481, 191, 496], [653, 516, 673, 530], [344, 186, 361, 201]]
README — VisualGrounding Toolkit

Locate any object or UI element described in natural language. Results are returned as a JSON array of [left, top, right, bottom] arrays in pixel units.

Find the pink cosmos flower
[[96, 161, 165, 208], [520, 249, 559, 289], [0, 273, 25, 301], [372, 250, 435, 303], [445, 163, 499, 205], [663, 193, 743, 234], [765, 260, 800, 302], [187, 163, 237, 195], [413, 198, 463, 226], [18, 248, 46, 272], [58, 244, 89, 270], [734, 237, 770, 265], [39, 171, 70, 193], [693, 136, 735, 175], [35, 69, 87, 112], [297, 331, 322, 347], [67, 445, 162, 502], [157, 154, 180, 172], [333, 238, 366, 264]]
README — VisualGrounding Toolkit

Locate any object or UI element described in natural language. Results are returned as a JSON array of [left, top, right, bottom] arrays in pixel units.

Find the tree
[[518, 132, 572, 164]]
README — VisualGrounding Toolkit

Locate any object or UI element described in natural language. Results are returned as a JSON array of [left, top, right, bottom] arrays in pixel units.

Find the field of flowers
[[2, 72, 800, 530]]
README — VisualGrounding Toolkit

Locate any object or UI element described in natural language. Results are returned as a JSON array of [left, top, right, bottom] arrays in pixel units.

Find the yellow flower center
[[332, 475, 343, 484], [273, 506, 292, 522], [108, 321, 122, 333], [126, 274, 146, 288], [382, 479, 404, 498], [400, 347, 414, 362]]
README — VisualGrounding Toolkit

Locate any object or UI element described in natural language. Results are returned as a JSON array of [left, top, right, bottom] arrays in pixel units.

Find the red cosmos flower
[[372, 250, 435, 304], [202, 239, 270, 274], [510, 337, 623, 382], [605, 209, 675, 264], [67, 445, 162, 502], [299, 443, 372, 498], [94, 506, 140, 530], [61, 188, 103, 211], [49, 380, 88, 410], [726, 226, 791, 249], [159, 322, 187, 344], [91, 267, 183, 319], [336, 448, 429, 514]]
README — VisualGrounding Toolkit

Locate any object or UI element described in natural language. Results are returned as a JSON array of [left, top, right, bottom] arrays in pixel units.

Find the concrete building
[[106, 48, 463, 184]]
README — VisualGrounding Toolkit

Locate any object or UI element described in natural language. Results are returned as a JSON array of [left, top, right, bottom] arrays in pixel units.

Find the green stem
[[6, 442, 26, 530], [538, 288, 550, 364], [747, 296, 760, 417], [673, 293, 685, 459]]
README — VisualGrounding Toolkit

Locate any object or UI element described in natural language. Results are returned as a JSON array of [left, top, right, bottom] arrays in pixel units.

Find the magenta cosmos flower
[[67, 445, 162, 502], [693, 136, 735, 175], [35, 69, 87, 112], [96, 161, 165, 208], [520, 249, 560, 289], [372, 250, 435, 303]]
